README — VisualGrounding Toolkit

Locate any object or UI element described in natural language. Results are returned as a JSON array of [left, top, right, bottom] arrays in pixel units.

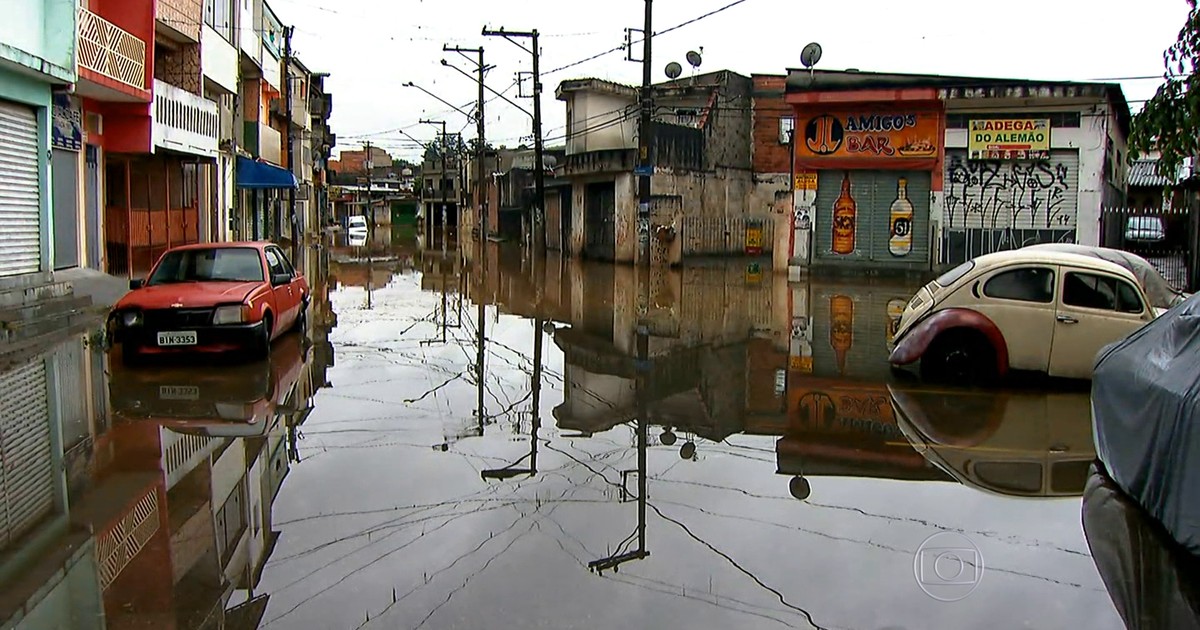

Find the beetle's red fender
[[888, 308, 1009, 377]]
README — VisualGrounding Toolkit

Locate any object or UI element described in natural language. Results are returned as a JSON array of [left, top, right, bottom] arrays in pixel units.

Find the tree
[[1129, 1, 1200, 179]]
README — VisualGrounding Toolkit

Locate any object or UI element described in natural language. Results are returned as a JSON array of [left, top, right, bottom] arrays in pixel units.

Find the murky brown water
[[6, 229, 1187, 629]]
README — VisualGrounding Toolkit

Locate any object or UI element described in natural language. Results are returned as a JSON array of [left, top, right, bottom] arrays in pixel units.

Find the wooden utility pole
[[443, 46, 487, 243], [283, 25, 296, 247]]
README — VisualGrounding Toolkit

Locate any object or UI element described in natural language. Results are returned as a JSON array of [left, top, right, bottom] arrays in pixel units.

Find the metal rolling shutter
[[814, 170, 931, 267], [811, 286, 915, 381], [0, 359, 53, 550], [941, 150, 1081, 264], [0, 100, 41, 277]]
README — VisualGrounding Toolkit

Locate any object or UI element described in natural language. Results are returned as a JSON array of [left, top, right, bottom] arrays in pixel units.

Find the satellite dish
[[800, 42, 823, 69], [686, 50, 703, 68], [665, 61, 682, 79]]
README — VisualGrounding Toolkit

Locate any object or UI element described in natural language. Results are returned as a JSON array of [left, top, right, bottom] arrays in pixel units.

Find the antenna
[[685, 49, 703, 68], [800, 42, 822, 78], [664, 61, 682, 80]]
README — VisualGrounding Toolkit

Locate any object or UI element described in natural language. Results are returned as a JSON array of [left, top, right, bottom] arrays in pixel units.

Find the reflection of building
[[0, 333, 107, 629], [785, 70, 1132, 274], [774, 379, 950, 495]]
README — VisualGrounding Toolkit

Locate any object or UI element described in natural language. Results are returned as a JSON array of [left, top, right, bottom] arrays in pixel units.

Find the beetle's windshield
[[147, 248, 265, 285]]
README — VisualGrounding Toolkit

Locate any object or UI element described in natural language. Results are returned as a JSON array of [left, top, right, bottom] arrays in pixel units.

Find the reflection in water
[[6, 234, 1135, 628], [1084, 464, 1200, 630], [890, 385, 1094, 497], [0, 251, 336, 629]]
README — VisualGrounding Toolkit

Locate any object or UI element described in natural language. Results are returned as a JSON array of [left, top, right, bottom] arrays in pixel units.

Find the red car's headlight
[[213, 305, 246, 325]]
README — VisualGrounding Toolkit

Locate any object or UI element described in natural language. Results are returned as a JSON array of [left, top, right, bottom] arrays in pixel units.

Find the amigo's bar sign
[[968, 119, 1051, 160], [795, 110, 941, 160]]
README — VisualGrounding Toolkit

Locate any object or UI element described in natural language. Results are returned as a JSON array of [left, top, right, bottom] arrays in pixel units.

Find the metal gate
[[814, 170, 931, 268], [941, 150, 1081, 265], [0, 100, 42, 277], [0, 358, 53, 550], [1100, 205, 1196, 292], [584, 181, 615, 260]]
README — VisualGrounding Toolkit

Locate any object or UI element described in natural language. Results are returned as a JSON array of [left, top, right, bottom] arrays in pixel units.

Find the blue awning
[[236, 156, 298, 189]]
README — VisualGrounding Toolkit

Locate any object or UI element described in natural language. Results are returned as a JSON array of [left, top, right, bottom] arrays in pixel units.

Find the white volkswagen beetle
[[889, 246, 1179, 383]]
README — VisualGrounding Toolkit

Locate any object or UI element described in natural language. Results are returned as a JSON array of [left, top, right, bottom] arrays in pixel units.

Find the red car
[[110, 242, 309, 361]]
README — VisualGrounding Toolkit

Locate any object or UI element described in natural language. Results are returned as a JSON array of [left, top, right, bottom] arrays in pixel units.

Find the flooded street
[[255, 234, 1116, 629], [3, 231, 1151, 629]]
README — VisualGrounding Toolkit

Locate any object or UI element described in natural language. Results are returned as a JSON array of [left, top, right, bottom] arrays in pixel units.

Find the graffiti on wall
[[942, 153, 1078, 264], [944, 155, 1076, 231]]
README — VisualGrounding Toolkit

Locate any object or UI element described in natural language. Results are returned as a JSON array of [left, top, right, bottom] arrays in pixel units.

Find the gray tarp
[[1082, 464, 1200, 630], [1023, 243, 1188, 310], [1092, 291, 1200, 555]]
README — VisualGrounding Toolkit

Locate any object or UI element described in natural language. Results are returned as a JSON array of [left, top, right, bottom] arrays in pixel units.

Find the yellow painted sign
[[794, 171, 818, 191], [968, 119, 1050, 160], [789, 356, 813, 373]]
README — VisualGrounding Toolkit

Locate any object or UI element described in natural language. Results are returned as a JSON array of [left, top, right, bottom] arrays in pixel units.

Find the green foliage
[[1130, 1, 1200, 180]]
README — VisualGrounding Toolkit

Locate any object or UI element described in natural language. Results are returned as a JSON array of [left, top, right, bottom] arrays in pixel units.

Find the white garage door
[[0, 359, 53, 551], [0, 99, 41, 277]]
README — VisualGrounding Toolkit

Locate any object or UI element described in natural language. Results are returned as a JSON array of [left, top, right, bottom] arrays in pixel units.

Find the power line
[[544, 0, 752, 76]]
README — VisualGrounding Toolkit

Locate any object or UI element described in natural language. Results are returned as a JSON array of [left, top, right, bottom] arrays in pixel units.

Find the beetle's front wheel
[[920, 330, 998, 385]]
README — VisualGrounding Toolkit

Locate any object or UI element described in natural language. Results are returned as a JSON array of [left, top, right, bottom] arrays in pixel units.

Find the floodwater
[[5, 229, 1192, 629]]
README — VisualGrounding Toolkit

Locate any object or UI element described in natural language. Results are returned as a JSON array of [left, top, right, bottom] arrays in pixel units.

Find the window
[[973, 461, 1043, 494], [983, 267, 1055, 303], [1063, 272, 1143, 313], [935, 260, 975, 287], [148, 248, 264, 284], [271, 247, 296, 276], [203, 0, 235, 42], [779, 117, 795, 144], [264, 249, 288, 278]]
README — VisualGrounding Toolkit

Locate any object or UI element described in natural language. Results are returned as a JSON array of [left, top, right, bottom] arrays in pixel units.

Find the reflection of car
[[1082, 464, 1200, 630], [348, 215, 369, 234], [348, 233, 367, 248], [109, 330, 308, 437], [889, 384, 1094, 498], [110, 242, 309, 361], [1124, 215, 1166, 244], [889, 249, 1160, 382]]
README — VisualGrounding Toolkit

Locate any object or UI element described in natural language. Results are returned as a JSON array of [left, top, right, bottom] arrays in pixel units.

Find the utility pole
[[283, 26, 296, 249], [443, 46, 487, 244], [481, 27, 546, 253], [364, 140, 374, 240], [420, 119, 448, 249], [637, 1, 653, 268]]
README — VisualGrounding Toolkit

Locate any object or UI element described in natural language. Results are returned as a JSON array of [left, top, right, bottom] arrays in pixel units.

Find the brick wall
[[752, 75, 791, 174]]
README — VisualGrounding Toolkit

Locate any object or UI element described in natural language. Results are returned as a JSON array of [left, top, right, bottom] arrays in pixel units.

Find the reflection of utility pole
[[589, 414, 649, 573], [481, 316, 543, 480]]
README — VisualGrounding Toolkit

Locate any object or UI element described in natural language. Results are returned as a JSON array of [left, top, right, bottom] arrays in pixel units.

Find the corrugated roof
[[1129, 158, 1178, 188]]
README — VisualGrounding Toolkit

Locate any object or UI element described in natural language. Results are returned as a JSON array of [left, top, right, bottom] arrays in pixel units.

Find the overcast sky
[[271, 0, 1190, 163]]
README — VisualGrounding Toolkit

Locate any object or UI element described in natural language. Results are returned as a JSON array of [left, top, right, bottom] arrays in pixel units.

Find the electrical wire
[[543, 0, 753, 76]]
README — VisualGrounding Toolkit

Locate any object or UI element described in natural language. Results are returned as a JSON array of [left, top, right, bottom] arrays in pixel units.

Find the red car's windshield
[[147, 248, 265, 285]]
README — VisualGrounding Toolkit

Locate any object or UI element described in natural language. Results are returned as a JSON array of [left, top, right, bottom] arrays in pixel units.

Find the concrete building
[[784, 69, 1131, 275], [553, 71, 762, 263]]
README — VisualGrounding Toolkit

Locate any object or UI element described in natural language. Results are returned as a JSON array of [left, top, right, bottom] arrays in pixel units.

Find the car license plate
[[157, 331, 198, 346], [159, 385, 199, 400]]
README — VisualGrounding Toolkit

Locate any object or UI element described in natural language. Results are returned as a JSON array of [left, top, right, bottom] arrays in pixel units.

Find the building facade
[[785, 70, 1130, 274], [554, 72, 762, 264]]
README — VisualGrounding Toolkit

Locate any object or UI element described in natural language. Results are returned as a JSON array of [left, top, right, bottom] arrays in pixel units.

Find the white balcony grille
[[96, 489, 160, 590], [153, 79, 219, 157], [78, 8, 146, 90]]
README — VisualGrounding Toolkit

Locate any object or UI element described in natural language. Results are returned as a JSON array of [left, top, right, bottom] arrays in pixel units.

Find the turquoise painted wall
[[0, 67, 54, 273], [0, 0, 76, 83]]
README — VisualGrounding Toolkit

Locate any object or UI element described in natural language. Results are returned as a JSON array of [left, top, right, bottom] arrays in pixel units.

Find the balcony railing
[[152, 79, 219, 157], [78, 8, 146, 90]]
